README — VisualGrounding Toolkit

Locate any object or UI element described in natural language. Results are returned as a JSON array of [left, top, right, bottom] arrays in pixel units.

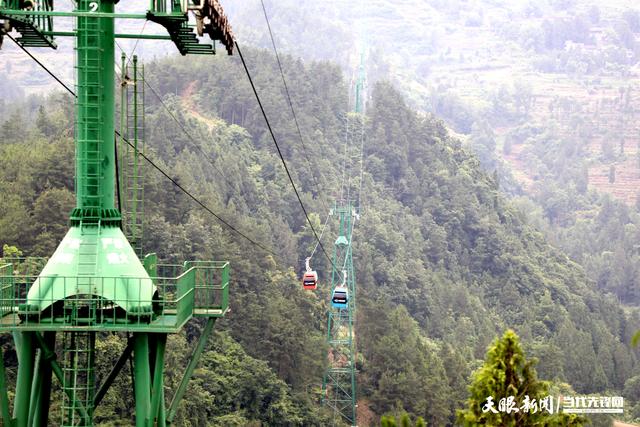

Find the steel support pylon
[[119, 53, 146, 259], [0, 1, 230, 425], [322, 201, 357, 426]]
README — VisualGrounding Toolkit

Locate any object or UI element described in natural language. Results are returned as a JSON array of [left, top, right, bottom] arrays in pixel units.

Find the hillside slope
[[2, 48, 640, 425], [215, 0, 640, 310], [134, 49, 640, 423]]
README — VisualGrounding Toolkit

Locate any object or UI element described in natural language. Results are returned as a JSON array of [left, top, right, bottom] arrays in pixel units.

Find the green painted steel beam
[[131, 55, 141, 254], [75, 0, 116, 214], [13, 332, 34, 427], [116, 33, 171, 40], [41, 31, 172, 40], [158, 386, 166, 427], [27, 349, 42, 426], [33, 333, 91, 426], [150, 334, 167, 424], [0, 344, 14, 427], [0, 9, 147, 19], [93, 338, 134, 408], [133, 335, 150, 426], [34, 332, 54, 427], [167, 318, 216, 424], [133, 333, 151, 427]]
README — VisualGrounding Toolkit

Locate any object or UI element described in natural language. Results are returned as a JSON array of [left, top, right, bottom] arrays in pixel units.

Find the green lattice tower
[[354, 49, 365, 115], [119, 53, 146, 259], [322, 201, 357, 426], [0, 1, 234, 426], [323, 36, 366, 426]]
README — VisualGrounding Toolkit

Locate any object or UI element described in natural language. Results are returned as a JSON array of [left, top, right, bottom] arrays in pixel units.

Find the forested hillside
[[4, 0, 640, 310], [220, 0, 640, 317], [2, 48, 640, 425]]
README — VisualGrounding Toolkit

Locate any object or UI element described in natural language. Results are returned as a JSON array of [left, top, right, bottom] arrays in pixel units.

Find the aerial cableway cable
[[6, 33, 75, 97], [309, 211, 331, 259], [118, 136, 280, 258], [259, 0, 329, 213], [235, 41, 339, 272], [8, 33, 338, 275], [7, 35, 281, 260], [115, 24, 148, 70], [113, 42, 238, 193], [258, 1, 343, 274], [143, 76, 238, 191]]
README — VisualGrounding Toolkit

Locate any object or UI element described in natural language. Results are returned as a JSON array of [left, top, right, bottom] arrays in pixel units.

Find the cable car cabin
[[331, 285, 348, 308], [302, 270, 318, 290]]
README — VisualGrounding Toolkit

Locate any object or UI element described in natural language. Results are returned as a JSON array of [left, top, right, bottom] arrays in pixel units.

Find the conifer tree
[[379, 414, 426, 427], [457, 329, 585, 426]]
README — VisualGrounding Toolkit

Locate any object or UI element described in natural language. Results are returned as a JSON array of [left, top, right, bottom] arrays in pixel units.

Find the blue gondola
[[331, 285, 348, 308]]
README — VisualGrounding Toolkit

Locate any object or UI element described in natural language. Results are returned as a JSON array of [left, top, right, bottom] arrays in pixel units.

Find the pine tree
[[381, 415, 397, 427], [609, 165, 616, 184], [379, 414, 426, 427], [457, 329, 585, 426], [36, 105, 54, 137]]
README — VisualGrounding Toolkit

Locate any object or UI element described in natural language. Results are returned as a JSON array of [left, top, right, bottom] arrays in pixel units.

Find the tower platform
[[0, 256, 229, 333]]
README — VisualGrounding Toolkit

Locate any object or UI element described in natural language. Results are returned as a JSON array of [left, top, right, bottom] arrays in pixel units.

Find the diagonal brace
[[166, 318, 216, 424], [93, 336, 134, 408]]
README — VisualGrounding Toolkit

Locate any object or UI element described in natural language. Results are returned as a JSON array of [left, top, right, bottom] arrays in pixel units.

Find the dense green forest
[[2, 47, 640, 425], [219, 0, 640, 314], [457, 329, 586, 426]]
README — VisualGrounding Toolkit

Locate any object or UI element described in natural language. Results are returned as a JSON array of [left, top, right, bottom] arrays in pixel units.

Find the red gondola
[[302, 257, 318, 290], [303, 270, 318, 290]]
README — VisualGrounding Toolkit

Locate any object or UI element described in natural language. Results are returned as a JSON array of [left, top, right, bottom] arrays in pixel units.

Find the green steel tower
[[322, 200, 358, 426], [119, 53, 146, 259], [0, 1, 234, 425], [322, 44, 367, 427]]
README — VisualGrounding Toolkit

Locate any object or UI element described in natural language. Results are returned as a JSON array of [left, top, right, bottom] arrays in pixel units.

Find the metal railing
[[0, 0, 55, 43], [0, 274, 189, 331], [0, 257, 47, 277], [186, 260, 229, 317], [149, 0, 184, 14], [0, 264, 13, 318], [160, 261, 230, 317], [0, 257, 230, 332]]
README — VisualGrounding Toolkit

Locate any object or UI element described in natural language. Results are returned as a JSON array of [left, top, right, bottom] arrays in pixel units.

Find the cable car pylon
[[0, 2, 234, 425], [323, 201, 358, 426], [322, 36, 367, 426]]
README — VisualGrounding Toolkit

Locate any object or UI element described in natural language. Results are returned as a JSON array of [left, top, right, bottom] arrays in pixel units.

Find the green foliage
[[170, 330, 311, 426], [380, 413, 425, 427], [457, 330, 585, 426], [92, 330, 328, 426], [2, 244, 22, 258], [360, 303, 451, 424], [632, 331, 640, 348], [1, 47, 639, 424]]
